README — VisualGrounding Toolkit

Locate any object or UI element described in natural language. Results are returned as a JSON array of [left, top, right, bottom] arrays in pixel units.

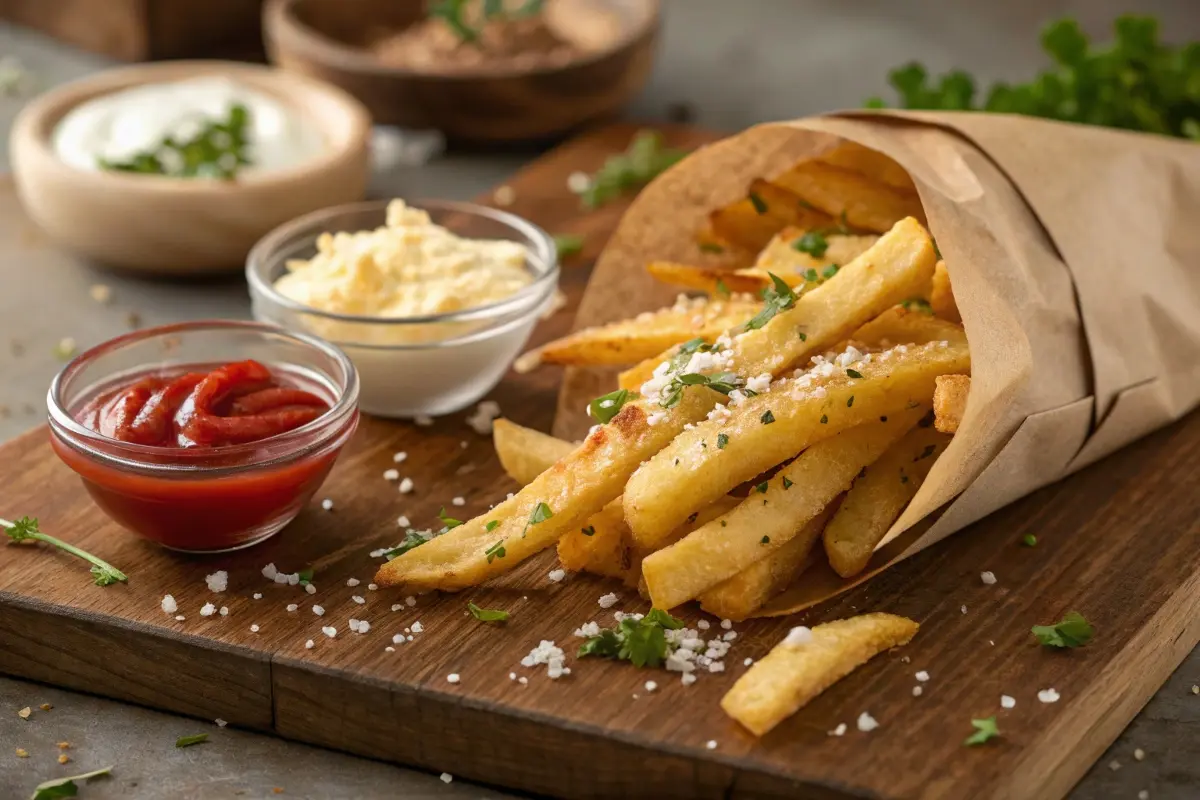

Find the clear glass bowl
[[47, 320, 360, 553], [245, 199, 559, 418]]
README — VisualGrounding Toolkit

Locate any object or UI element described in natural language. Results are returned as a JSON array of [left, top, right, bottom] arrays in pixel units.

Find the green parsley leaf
[[820, 414, 828, 424], [760, 536, 770, 544], [468, 602, 510, 623], [755, 481, 768, 494], [581, 525, 596, 537], [782, 476, 794, 489], [748, 191, 768, 214], [743, 273, 798, 331], [793, 231, 829, 258], [964, 716, 1000, 746], [577, 628, 621, 658], [760, 409, 775, 425], [520, 502, 553, 538], [1022, 533, 1038, 547], [822, 264, 840, 279], [798, 331, 807, 341], [714, 278, 731, 298], [802, 268, 819, 282], [847, 395, 855, 408], [577, 608, 683, 667], [99, 103, 253, 179], [175, 733, 209, 748], [578, 130, 689, 209], [901, 297, 935, 315], [846, 368, 863, 379], [297, 568, 314, 586], [485, 520, 500, 532], [1032, 611, 1094, 648], [385, 529, 434, 560], [589, 388, 631, 424], [438, 507, 464, 529], [699, 242, 725, 254], [553, 233, 585, 259], [30, 767, 114, 799], [717, 433, 729, 449], [2, 516, 127, 587], [484, 540, 506, 564]]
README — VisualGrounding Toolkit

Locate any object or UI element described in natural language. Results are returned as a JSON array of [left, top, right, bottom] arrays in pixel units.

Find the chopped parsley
[[802, 268, 819, 283], [798, 331, 808, 341], [1032, 611, 1094, 648], [175, 733, 209, 748], [297, 568, 314, 586], [714, 278, 731, 298], [760, 536, 770, 544], [792, 230, 829, 258], [847, 396, 855, 407], [743, 273, 798, 331], [438, 507, 464, 529], [577, 608, 684, 668], [1022, 533, 1038, 547], [964, 716, 1000, 746], [782, 477, 794, 489], [748, 191, 769, 214], [656, 338, 745, 409], [485, 520, 500, 532], [552, 233, 584, 259], [581, 525, 596, 537], [521, 502, 553, 537], [901, 297, 935, 315], [468, 602, 510, 623], [755, 481, 769, 494], [484, 540, 506, 564], [820, 414, 828, 424], [822, 264, 840, 279], [760, 409, 775, 425], [717, 433, 729, 449], [577, 130, 688, 209], [99, 104, 251, 179], [846, 369, 863, 379], [2, 516, 127, 586], [589, 388, 631, 423], [385, 529, 435, 559]]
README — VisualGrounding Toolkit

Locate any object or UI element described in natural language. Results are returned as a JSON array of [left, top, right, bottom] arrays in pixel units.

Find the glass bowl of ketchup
[[47, 320, 359, 553]]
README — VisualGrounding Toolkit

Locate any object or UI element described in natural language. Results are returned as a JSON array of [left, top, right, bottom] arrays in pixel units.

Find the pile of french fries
[[376, 142, 971, 627]]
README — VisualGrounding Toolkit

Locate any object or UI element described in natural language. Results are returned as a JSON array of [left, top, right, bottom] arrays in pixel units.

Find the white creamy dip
[[52, 77, 326, 176]]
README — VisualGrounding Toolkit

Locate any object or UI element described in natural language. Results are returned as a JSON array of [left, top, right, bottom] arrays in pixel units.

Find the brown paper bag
[[554, 111, 1200, 613]]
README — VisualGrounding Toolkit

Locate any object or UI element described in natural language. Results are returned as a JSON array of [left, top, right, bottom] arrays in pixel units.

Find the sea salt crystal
[[161, 595, 177, 614], [399, 478, 414, 494], [451, 496, 465, 507], [205, 571, 228, 593], [219, 606, 229, 616], [305, 639, 314, 649], [548, 569, 566, 583], [856, 712, 879, 732], [200, 603, 216, 617], [352, 595, 365, 605], [829, 723, 847, 737], [411, 621, 424, 633], [347, 578, 361, 587], [397, 515, 411, 527], [447, 673, 460, 684], [261, 563, 278, 581], [286, 604, 298, 612], [1038, 688, 1060, 704], [981, 571, 997, 585], [598, 593, 619, 609], [466, 401, 501, 435], [393, 451, 407, 463], [322, 626, 337, 638], [1001, 695, 1015, 709], [252, 593, 262, 600], [915, 670, 930, 682], [321, 498, 334, 511], [383, 469, 400, 481], [305, 584, 316, 595], [313, 605, 325, 616], [250, 624, 260, 633]]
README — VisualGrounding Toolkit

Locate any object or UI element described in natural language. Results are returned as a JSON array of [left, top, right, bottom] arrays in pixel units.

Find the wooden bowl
[[10, 61, 371, 275], [263, 0, 660, 142]]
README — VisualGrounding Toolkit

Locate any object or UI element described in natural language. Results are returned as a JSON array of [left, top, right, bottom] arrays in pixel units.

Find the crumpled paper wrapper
[[553, 111, 1200, 613]]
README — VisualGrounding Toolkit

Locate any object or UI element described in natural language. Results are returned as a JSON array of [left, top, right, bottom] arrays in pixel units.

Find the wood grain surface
[[1, 124, 1198, 800]]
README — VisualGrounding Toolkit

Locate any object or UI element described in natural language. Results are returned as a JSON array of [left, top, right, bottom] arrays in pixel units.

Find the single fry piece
[[530, 295, 759, 367], [708, 179, 835, 251], [375, 389, 721, 591], [625, 338, 969, 547], [697, 504, 835, 621], [930, 260, 961, 323], [493, 418, 574, 485], [641, 408, 926, 609], [816, 141, 918, 193], [934, 374, 970, 434], [646, 261, 772, 296], [850, 305, 967, 348], [721, 613, 919, 736], [770, 160, 926, 233], [823, 426, 952, 578]]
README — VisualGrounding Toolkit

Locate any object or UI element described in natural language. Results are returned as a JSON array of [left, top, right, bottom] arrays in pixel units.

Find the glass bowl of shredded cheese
[[247, 198, 558, 417]]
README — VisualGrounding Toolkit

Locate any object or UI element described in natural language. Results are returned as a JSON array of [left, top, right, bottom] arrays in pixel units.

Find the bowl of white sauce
[[246, 198, 559, 417], [11, 61, 371, 274]]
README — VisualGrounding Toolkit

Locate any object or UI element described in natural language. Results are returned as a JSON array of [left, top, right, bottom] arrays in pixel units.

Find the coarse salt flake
[[204, 571, 228, 593], [857, 712, 879, 732], [451, 496, 465, 507], [411, 621, 424, 633], [829, 723, 847, 737], [286, 604, 298, 612], [305, 639, 314, 649], [1001, 695, 1016, 709], [783, 626, 813, 646], [598, 593, 619, 609], [320, 498, 334, 511], [915, 670, 930, 682], [161, 594, 177, 614], [252, 593, 262, 600], [466, 400, 502, 435], [644, 680, 658, 692], [250, 624, 260, 633], [447, 673, 460, 684], [200, 603, 216, 617], [440, 773, 453, 784], [383, 469, 400, 481], [399, 478, 414, 494], [981, 571, 997, 585], [346, 578, 361, 587], [1037, 688, 1060, 704], [313, 605, 325, 616], [322, 626, 337, 638], [548, 569, 566, 583], [393, 451, 407, 463], [352, 595, 365, 604]]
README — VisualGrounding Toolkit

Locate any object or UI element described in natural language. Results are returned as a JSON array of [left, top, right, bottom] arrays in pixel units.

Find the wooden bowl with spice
[[10, 60, 371, 275], [263, 0, 661, 142]]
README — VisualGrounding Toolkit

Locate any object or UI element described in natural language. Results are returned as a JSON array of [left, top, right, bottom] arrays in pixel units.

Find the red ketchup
[[53, 359, 354, 552]]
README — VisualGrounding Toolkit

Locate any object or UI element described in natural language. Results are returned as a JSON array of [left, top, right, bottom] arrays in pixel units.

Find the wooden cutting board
[[2, 123, 1198, 800]]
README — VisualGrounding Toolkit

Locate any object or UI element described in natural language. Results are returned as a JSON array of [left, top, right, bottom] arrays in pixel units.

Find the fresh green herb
[[699, 242, 726, 254], [1032, 611, 1095, 648], [485, 520, 500, 532], [964, 716, 1000, 746], [760, 410, 775, 425], [822, 264, 840, 279], [714, 278, 731, 298], [846, 369, 864, 379], [297, 568, 314, 586], [589, 388, 631, 424], [847, 396, 855, 407], [820, 414, 828, 424], [30, 766, 114, 800], [866, 15, 1200, 141], [428, 0, 544, 42], [798, 331, 807, 341], [901, 297, 935, 315], [782, 477, 794, 489], [521, 502, 553, 537], [468, 602, 510, 623], [581, 525, 596, 537], [660, 370, 744, 410], [2, 517, 127, 586], [793, 231, 829, 258], [579, 130, 689, 208], [1023, 533, 1038, 547], [802, 268, 819, 283], [748, 191, 769, 214], [484, 540, 506, 564], [175, 734, 209, 748], [99, 104, 252, 179], [755, 481, 769, 494], [552, 233, 584, 259], [760, 536, 770, 544], [717, 433, 729, 449], [385, 529, 435, 560], [438, 507, 464, 530], [577, 608, 684, 668], [743, 273, 798, 331]]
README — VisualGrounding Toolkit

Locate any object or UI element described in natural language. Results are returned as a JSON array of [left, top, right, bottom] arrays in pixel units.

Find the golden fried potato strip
[[930, 259, 961, 323], [934, 374, 970, 434]]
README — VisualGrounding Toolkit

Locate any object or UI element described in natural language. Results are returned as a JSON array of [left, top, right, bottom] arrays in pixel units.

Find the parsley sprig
[[577, 131, 689, 209], [99, 104, 253, 179], [384, 529, 435, 560], [468, 602, 510, 623], [577, 608, 684, 668], [1032, 611, 1095, 648], [30, 766, 114, 800], [743, 273, 798, 331], [656, 337, 745, 410], [964, 716, 1000, 746], [3, 516, 127, 586], [589, 388, 631, 424], [428, 0, 544, 42], [867, 15, 1200, 141]]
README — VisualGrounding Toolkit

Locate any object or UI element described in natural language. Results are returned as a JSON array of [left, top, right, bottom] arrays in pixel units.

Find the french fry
[[375, 389, 721, 591], [526, 296, 759, 368], [709, 179, 835, 251], [721, 613, 919, 736], [934, 374, 970, 434], [823, 426, 952, 578], [624, 338, 969, 547], [930, 260, 961, 323], [850, 305, 967, 348], [493, 418, 574, 485], [645, 261, 769, 296], [816, 141, 918, 194], [640, 408, 927, 610], [770, 160, 926, 233], [697, 504, 835, 621]]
